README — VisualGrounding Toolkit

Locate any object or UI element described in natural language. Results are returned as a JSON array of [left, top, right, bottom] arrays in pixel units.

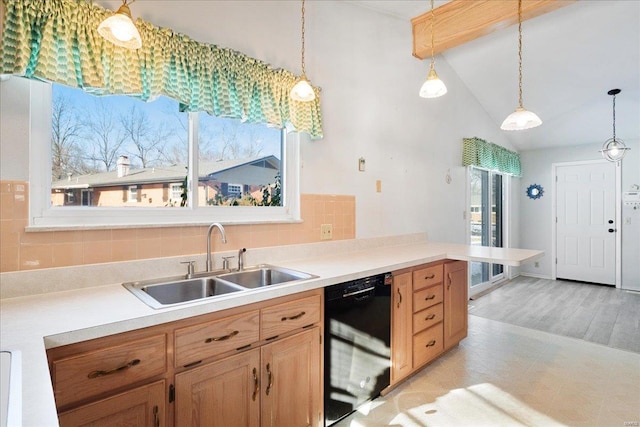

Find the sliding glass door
[[469, 167, 506, 295]]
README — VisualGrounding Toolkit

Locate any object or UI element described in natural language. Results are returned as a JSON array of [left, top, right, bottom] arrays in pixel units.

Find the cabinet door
[[175, 350, 260, 427], [261, 327, 321, 427], [58, 380, 165, 427], [391, 272, 412, 384], [443, 261, 468, 350]]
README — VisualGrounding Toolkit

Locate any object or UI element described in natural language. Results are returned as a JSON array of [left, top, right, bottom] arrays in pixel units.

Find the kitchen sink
[[123, 265, 316, 309], [124, 276, 246, 309], [215, 265, 316, 289]]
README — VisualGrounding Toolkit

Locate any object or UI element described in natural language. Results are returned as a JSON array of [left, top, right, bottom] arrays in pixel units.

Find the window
[[128, 186, 138, 203], [170, 184, 183, 204], [81, 190, 92, 206], [29, 82, 301, 228]]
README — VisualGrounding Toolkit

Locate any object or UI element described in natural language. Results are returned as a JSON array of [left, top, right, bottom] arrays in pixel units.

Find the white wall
[[519, 140, 640, 288], [0, 77, 31, 181], [0, 1, 516, 245]]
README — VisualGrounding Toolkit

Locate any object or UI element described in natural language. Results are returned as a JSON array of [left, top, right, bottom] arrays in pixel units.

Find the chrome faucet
[[206, 222, 227, 272], [238, 248, 246, 271]]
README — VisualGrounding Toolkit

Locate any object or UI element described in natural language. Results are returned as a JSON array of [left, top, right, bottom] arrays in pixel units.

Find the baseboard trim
[[520, 272, 553, 280]]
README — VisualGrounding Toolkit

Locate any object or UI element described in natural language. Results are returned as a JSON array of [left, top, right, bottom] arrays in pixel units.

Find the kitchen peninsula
[[0, 235, 543, 426]]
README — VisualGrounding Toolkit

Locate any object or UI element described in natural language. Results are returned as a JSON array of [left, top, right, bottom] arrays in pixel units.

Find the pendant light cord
[[612, 93, 616, 140], [300, 0, 306, 76], [430, 0, 436, 68], [517, 0, 523, 108]]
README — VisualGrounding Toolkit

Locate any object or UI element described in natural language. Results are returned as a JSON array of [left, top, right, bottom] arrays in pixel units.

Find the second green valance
[[0, 0, 323, 138], [462, 137, 522, 177]]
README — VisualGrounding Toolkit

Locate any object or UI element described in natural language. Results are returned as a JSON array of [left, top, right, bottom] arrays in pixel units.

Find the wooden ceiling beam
[[412, 0, 575, 59]]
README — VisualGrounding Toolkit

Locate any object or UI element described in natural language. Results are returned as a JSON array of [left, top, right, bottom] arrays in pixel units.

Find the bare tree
[[120, 105, 174, 168], [51, 93, 91, 179], [84, 99, 126, 171], [199, 117, 265, 161]]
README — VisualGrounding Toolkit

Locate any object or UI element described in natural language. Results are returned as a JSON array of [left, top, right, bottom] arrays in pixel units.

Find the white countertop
[[0, 241, 542, 426]]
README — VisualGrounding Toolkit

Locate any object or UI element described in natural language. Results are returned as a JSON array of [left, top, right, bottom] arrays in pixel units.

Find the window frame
[[28, 82, 302, 229]]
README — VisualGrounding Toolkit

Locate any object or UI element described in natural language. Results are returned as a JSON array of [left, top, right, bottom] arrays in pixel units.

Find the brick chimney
[[117, 155, 130, 178]]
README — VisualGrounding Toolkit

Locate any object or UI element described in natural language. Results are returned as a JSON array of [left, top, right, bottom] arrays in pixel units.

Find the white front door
[[556, 161, 616, 285]]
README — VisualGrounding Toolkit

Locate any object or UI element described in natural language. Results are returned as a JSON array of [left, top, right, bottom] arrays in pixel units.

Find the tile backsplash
[[0, 181, 355, 273]]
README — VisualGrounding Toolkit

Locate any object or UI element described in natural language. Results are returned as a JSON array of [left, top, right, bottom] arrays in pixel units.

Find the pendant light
[[98, 0, 142, 50], [419, 0, 447, 98], [501, 0, 542, 130], [600, 89, 630, 162], [290, 0, 315, 102]]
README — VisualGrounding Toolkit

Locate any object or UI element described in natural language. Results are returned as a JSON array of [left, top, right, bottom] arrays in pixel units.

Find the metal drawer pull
[[425, 340, 437, 347], [425, 294, 436, 301], [425, 273, 435, 279], [252, 367, 259, 401], [265, 363, 273, 395], [281, 311, 306, 321], [397, 288, 402, 308], [205, 330, 239, 343], [425, 314, 436, 320], [88, 358, 141, 378], [447, 272, 452, 289], [153, 405, 160, 427]]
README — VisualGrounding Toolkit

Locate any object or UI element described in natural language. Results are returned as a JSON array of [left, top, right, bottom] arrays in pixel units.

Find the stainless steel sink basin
[[216, 265, 316, 289], [124, 276, 246, 309], [123, 265, 316, 309]]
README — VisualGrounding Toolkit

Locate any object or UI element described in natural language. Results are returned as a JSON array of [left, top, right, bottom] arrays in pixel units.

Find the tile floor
[[335, 315, 640, 427]]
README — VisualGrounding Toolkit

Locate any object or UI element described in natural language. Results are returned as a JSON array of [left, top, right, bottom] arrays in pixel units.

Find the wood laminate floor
[[469, 275, 640, 353]]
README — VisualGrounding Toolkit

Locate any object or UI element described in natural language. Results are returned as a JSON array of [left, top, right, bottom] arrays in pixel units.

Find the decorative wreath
[[526, 184, 544, 200]]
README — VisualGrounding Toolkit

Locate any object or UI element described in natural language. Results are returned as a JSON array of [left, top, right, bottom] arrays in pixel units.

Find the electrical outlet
[[376, 180, 382, 193], [321, 224, 333, 240]]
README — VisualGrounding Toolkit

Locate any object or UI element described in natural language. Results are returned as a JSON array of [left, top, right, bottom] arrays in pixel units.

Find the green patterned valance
[[462, 137, 522, 177], [0, 0, 323, 138]]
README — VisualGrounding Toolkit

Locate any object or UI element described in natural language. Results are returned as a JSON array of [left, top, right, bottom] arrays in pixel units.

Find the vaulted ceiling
[[353, 0, 640, 153]]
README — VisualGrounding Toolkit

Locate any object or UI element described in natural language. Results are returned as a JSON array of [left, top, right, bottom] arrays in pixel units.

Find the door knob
[[608, 228, 616, 233], [608, 220, 614, 224]]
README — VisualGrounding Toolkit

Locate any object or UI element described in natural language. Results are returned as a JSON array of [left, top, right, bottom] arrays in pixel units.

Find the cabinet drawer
[[413, 324, 443, 368], [52, 335, 167, 408], [413, 265, 443, 291], [413, 283, 443, 313], [175, 310, 260, 367], [261, 295, 321, 340], [413, 303, 443, 333]]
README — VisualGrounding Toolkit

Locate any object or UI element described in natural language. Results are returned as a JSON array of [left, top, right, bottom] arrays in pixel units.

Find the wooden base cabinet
[[391, 260, 468, 385], [175, 328, 321, 427], [48, 289, 323, 427]]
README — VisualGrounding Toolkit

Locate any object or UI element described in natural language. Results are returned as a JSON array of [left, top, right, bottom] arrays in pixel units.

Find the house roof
[[52, 156, 280, 189]]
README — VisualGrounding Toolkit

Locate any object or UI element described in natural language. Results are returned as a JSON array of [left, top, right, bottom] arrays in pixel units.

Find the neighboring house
[[51, 155, 281, 207]]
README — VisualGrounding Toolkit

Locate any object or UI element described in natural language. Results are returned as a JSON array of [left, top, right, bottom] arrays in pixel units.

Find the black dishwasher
[[324, 273, 392, 426]]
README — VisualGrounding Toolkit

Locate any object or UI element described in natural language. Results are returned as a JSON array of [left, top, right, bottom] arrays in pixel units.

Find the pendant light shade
[[501, 106, 542, 131], [501, 0, 541, 131], [291, 77, 315, 102], [420, 64, 448, 98], [98, 0, 142, 50], [600, 89, 630, 162], [419, 0, 447, 99], [291, 0, 315, 102]]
